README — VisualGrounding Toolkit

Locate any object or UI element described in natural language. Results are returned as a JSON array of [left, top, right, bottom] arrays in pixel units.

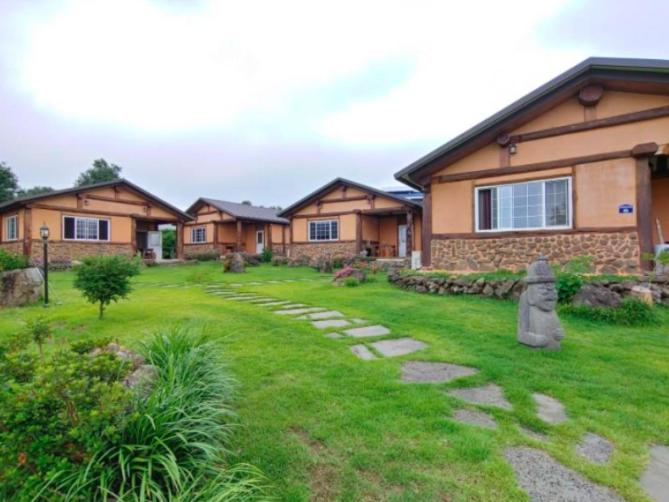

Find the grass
[[1, 262, 668, 501]]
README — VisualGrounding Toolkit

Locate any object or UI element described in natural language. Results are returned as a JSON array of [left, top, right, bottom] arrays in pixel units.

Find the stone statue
[[517, 256, 564, 350]]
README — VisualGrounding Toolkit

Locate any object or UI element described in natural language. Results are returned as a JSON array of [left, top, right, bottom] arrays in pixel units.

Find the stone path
[[505, 447, 624, 502], [371, 338, 428, 357], [350, 344, 376, 360], [453, 409, 498, 429], [641, 445, 669, 502], [448, 384, 512, 410], [401, 361, 477, 383], [343, 325, 390, 338], [576, 433, 613, 464], [313, 319, 351, 329], [533, 393, 568, 424]]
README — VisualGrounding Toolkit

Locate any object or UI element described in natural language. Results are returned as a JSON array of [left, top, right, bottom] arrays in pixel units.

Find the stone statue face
[[527, 281, 557, 311]]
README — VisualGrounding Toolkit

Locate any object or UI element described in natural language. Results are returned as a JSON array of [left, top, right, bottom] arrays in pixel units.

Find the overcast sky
[[0, 0, 667, 209]]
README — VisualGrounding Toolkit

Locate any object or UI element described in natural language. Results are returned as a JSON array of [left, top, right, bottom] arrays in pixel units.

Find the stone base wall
[[0, 242, 23, 255], [29, 241, 134, 265], [431, 231, 640, 275], [289, 241, 357, 261], [183, 243, 221, 258]]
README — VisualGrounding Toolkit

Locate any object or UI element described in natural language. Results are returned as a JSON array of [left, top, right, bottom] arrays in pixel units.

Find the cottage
[[183, 198, 289, 257], [0, 179, 191, 263], [396, 57, 669, 274], [279, 178, 422, 262]]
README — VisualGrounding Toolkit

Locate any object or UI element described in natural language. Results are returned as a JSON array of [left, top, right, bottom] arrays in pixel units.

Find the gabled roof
[[395, 57, 669, 189], [188, 198, 289, 224], [278, 177, 422, 217], [0, 178, 192, 221]]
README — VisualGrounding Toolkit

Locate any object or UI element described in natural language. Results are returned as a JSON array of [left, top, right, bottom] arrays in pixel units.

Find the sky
[[0, 0, 668, 209]]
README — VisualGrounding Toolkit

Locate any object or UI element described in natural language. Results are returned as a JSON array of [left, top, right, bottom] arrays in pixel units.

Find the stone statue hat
[[524, 255, 556, 284]]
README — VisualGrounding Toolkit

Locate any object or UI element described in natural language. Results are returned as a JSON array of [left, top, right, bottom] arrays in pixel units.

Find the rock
[[641, 444, 669, 502], [228, 253, 246, 273], [630, 285, 654, 305], [0, 267, 43, 307], [576, 433, 613, 464], [124, 364, 158, 395], [401, 361, 478, 383], [517, 257, 564, 350], [533, 393, 567, 424], [572, 284, 622, 308], [452, 409, 498, 429], [448, 383, 512, 410]]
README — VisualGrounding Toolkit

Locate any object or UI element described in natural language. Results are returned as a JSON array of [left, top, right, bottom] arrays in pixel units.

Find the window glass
[[5, 215, 18, 240], [63, 216, 110, 241], [308, 220, 338, 241]]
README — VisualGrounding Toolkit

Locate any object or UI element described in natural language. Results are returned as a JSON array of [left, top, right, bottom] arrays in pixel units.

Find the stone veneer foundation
[[289, 241, 357, 261], [183, 243, 220, 258], [28, 241, 134, 264], [431, 231, 640, 274]]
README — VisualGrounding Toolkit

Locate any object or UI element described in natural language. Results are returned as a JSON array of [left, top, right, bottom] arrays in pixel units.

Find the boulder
[[630, 285, 654, 305], [0, 267, 43, 307], [228, 252, 246, 273], [572, 284, 622, 308]]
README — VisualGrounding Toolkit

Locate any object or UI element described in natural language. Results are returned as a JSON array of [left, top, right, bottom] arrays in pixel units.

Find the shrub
[[560, 298, 658, 326], [188, 251, 220, 262], [242, 253, 261, 266], [73, 256, 141, 319], [555, 273, 584, 304], [260, 248, 273, 263], [271, 255, 289, 266], [0, 248, 29, 272], [25, 316, 51, 359], [70, 336, 114, 355], [44, 327, 266, 501], [344, 277, 359, 287], [312, 256, 333, 273]]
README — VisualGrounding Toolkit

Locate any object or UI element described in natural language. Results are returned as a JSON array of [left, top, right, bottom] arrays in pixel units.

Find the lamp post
[[39, 224, 49, 307]]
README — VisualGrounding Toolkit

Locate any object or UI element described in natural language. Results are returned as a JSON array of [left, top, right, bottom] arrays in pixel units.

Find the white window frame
[[62, 215, 111, 242], [5, 214, 18, 241], [308, 219, 339, 242], [474, 177, 572, 233], [191, 226, 207, 243]]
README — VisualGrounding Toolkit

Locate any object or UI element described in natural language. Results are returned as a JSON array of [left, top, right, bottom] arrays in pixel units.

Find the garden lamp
[[40, 224, 49, 306]]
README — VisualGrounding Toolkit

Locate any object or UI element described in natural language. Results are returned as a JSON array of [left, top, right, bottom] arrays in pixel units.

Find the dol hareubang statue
[[517, 256, 565, 350]]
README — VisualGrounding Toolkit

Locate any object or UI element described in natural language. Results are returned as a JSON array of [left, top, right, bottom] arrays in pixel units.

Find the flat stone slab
[[350, 318, 368, 324], [576, 433, 613, 464], [505, 447, 624, 502], [641, 444, 669, 502], [278, 303, 306, 309], [370, 338, 428, 357], [343, 325, 391, 338], [296, 310, 345, 320], [452, 409, 498, 429], [247, 298, 276, 303], [350, 344, 376, 360], [312, 319, 351, 329], [275, 307, 326, 315], [256, 301, 291, 307], [533, 393, 567, 424], [227, 296, 258, 300], [448, 384, 512, 410], [401, 361, 478, 383], [324, 332, 343, 339]]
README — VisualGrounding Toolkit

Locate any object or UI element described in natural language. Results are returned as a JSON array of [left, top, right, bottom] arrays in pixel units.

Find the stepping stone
[[296, 311, 345, 320], [350, 318, 368, 324], [256, 301, 291, 307], [576, 433, 613, 464], [279, 303, 306, 309], [227, 296, 258, 300], [343, 325, 390, 338], [370, 338, 427, 357], [268, 280, 280, 284], [452, 409, 498, 429], [448, 384, 512, 410], [247, 298, 276, 303], [505, 447, 624, 502], [312, 319, 351, 329], [351, 344, 376, 360], [324, 332, 343, 339], [275, 307, 326, 315], [401, 361, 478, 383], [641, 445, 669, 502], [520, 426, 548, 442], [533, 393, 567, 424]]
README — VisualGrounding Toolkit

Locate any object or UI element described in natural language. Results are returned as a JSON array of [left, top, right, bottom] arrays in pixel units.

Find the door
[[256, 230, 265, 254], [398, 225, 407, 258], [148, 231, 163, 260]]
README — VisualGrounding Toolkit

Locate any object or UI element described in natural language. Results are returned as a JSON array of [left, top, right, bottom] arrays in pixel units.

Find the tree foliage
[[75, 159, 122, 187], [0, 162, 19, 202], [16, 186, 54, 198], [73, 256, 140, 318]]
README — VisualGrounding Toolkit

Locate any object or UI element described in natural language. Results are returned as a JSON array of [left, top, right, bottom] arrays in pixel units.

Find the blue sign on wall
[[618, 204, 634, 214]]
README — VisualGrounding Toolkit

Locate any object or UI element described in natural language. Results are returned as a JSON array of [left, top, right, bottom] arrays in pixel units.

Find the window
[[5, 215, 18, 241], [308, 220, 338, 241], [63, 216, 110, 241], [476, 177, 571, 232], [191, 226, 207, 243]]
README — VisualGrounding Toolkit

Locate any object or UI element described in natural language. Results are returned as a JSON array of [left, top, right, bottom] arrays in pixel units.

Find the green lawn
[[1, 262, 668, 501]]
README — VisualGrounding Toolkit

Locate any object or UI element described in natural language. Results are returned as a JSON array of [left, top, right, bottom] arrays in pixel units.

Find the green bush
[[271, 255, 289, 266], [0, 249, 29, 272], [344, 277, 359, 287], [162, 229, 177, 259], [555, 273, 584, 304], [74, 256, 141, 319], [45, 327, 266, 501], [560, 298, 658, 326], [260, 248, 273, 263]]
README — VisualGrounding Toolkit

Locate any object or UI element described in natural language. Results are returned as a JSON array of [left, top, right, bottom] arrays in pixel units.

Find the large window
[[63, 216, 110, 241], [308, 219, 338, 241], [476, 177, 571, 232], [5, 215, 18, 241], [191, 226, 207, 243]]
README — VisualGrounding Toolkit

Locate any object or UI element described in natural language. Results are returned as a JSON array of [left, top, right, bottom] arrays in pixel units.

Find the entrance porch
[[357, 208, 421, 260]]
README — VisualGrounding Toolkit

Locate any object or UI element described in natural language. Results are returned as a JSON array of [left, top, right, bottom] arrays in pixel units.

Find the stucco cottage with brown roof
[[0, 179, 191, 264], [396, 57, 669, 274]]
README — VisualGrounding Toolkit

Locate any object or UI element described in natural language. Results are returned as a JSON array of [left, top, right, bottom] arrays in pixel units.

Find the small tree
[[74, 256, 140, 319], [0, 162, 19, 202], [25, 316, 51, 359], [75, 159, 122, 187]]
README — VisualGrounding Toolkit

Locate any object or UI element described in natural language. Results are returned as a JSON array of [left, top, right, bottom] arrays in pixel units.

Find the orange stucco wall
[[429, 88, 669, 239]]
